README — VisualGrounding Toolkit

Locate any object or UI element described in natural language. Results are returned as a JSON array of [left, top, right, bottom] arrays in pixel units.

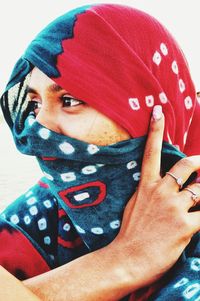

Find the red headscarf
[[48, 4, 199, 156]]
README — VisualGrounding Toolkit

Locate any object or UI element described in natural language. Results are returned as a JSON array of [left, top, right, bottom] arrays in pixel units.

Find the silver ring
[[184, 187, 198, 207], [166, 172, 183, 189]]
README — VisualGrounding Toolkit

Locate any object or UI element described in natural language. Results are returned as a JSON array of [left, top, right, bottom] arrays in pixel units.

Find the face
[[27, 68, 131, 146]]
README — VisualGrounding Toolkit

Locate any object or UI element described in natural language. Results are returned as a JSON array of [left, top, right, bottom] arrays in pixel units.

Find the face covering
[[1, 3, 200, 250], [11, 108, 187, 250]]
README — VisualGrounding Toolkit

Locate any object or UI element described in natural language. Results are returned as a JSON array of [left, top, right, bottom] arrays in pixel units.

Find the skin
[[27, 68, 131, 145], [0, 266, 40, 301], [2, 68, 200, 300]]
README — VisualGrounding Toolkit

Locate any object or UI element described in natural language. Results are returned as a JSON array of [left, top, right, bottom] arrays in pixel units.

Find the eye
[[62, 95, 85, 107], [28, 99, 42, 114]]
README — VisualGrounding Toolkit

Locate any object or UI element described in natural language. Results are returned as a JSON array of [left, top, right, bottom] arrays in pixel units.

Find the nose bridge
[[36, 98, 61, 133]]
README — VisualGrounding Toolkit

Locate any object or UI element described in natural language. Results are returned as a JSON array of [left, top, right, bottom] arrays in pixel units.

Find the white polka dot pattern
[[129, 98, 140, 110], [110, 220, 121, 229], [182, 283, 200, 299], [29, 206, 38, 216], [27, 197, 37, 205], [43, 200, 52, 208], [63, 223, 71, 232], [74, 192, 90, 202], [44, 236, 51, 245], [133, 172, 141, 181], [160, 43, 168, 56], [81, 165, 97, 175], [174, 277, 189, 288], [184, 96, 193, 110], [179, 79, 185, 93], [61, 172, 76, 182], [25, 191, 33, 197], [127, 160, 137, 170], [91, 227, 104, 234], [153, 51, 162, 65], [10, 214, 19, 224], [87, 144, 99, 154], [191, 258, 200, 272], [50, 255, 55, 261], [38, 128, 51, 140], [59, 142, 75, 154], [159, 92, 168, 104], [75, 225, 86, 234], [24, 215, 31, 225], [145, 95, 154, 107], [171, 60, 179, 74], [38, 218, 47, 231]]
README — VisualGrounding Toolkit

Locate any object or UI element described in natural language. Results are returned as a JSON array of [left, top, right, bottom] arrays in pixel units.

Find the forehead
[[28, 68, 68, 95], [29, 68, 56, 88]]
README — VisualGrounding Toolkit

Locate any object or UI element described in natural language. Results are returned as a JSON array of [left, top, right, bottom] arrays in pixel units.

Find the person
[[0, 3, 200, 300]]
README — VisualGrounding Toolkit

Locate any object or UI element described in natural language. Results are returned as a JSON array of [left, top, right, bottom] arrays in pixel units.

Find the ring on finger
[[184, 187, 198, 207], [166, 172, 184, 189]]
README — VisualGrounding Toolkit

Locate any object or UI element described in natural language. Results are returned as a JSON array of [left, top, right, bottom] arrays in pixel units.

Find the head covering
[[2, 3, 200, 154], [1, 4, 199, 250]]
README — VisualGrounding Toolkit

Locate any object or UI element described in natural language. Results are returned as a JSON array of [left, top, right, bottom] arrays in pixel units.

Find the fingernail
[[152, 105, 162, 121]]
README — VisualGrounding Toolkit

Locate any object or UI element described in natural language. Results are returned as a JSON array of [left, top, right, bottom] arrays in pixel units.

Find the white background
[[0, 0, 199, 208]]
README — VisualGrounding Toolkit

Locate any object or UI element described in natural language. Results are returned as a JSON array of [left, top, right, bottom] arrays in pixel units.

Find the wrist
[[106, 240, 155, 294], [102, 243, 143, 296]]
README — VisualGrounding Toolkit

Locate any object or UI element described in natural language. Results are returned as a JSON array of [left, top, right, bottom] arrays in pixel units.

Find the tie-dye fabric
[[0, 3, 199, 300]]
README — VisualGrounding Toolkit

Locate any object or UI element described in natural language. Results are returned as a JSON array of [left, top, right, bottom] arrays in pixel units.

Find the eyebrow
[[26, 83, 65, 94]]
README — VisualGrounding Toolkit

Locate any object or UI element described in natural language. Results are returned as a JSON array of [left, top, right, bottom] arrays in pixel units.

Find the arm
[[24, 246, 134, 301], [0, 266, 41, 301]]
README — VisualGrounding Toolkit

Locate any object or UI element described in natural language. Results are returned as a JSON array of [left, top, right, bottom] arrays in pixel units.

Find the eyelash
[[29, 95, 85, 112], [61, 96, 85, 107]]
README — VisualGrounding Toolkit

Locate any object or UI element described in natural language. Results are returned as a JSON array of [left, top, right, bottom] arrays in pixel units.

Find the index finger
[[140, 105, 165, 185]]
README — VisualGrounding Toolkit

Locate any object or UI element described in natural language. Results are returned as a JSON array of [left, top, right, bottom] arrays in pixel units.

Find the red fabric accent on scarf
[[58, 181, 106, 209], [52, 4, 199, 157], [38, 180, 50, 189], [58, 236, 83, 248], [0, 223, 50, 280], [58, 208, 67, 219], [41, 157, 57, 161]]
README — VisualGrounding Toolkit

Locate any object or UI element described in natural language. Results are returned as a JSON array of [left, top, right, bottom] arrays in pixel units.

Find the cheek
[[85, 121, 130, 146], [58, 114, 96, 139], [58, 111, 130, 146]]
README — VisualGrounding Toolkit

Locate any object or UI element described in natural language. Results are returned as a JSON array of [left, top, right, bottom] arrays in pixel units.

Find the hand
[[109, 105, 200, 290]]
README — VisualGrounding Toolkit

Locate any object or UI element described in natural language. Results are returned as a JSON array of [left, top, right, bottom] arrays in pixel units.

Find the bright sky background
[[0, 0, 200, 93]]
